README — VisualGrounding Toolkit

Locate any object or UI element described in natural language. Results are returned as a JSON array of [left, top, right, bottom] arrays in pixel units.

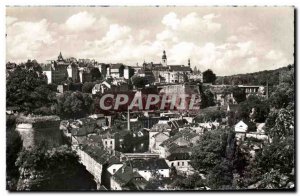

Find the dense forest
[[215, 65, 293, 86]]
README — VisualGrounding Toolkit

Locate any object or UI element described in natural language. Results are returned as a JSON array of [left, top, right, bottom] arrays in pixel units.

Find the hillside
[[215, 65, 293, 86]]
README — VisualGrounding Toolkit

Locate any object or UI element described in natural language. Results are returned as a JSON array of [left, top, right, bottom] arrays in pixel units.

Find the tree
[[191, 129, 231, 172], [232, 86, 246, 103], [207, 159, 233, 189], [199, 85, 215, 108], [204, 89, 215, 107], [203, 69, 217, 84], [241, 136, 294, 189], [25, 59, 42, 73], [131, 74, 155, 88], [269, 66, 294, 109], [237, 95, 270, 123], [6, 116, 23, 190], [191, 129, 238, 189], [90, 68, 102, 81], [239, 102, 294, 189], [6, 67, 57, 114], [15, 145, 97, 190], [265, 103, 294, 141], [195, 110, 225, 123], [56, 91, 94, 119], [82, 82, 95, 93]]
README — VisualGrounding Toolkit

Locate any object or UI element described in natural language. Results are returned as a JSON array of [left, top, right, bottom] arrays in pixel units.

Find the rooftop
[[81, 143, 112, 165], [130, 158, 169, 170]]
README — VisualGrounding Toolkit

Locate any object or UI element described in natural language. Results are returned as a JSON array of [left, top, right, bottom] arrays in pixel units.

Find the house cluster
[[7, 49, 274, 191], [41, 51, 203, 86], [37, 51, 267, 109], [58, 108, 200, 190]]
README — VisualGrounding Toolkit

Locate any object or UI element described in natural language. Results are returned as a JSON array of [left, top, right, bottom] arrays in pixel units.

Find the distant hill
[[215, 65, 293, 86]]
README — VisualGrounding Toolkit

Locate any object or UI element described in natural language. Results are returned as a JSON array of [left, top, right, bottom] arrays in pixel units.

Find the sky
[[6, 6, 294, 76]]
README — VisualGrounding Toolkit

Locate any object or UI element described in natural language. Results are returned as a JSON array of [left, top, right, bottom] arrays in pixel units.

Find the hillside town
[[6, 49, 295, 191]]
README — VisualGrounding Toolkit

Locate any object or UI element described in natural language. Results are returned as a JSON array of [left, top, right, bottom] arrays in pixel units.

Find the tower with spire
[[162, 50, 167, 66], [57, 51, 64, 62], [188, 58, 191, 68]]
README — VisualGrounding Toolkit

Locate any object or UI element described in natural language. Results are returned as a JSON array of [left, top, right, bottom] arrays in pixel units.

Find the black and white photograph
[[5, 5, 295, 191]]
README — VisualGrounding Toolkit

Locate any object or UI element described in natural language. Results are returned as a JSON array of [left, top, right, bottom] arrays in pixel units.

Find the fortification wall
[[15, 116, 63, 149], [77, 149, 102, 188], [159, 84, 200, 95]]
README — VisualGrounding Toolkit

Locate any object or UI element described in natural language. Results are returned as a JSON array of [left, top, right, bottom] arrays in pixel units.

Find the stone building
[[42, 52, 69, 84], [130, 158, 170, 181]]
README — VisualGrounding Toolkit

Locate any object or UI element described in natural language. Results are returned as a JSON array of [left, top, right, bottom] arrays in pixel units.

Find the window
[[113, 169, 116, 173], [182, 162, 184, 166], [177, 162, 180, 166], [171, 163, 174, 167], [110, 141, 113, 145], [105, 141, 107, 145]]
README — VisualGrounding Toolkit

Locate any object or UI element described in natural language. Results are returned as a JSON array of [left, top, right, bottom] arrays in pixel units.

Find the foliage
[[265, 103, 294, 140], [203, 69, 217, 84], [7, 67, 57, 114], [131, 74, 155, 88], [171, 174, 205, 190], [237, 95, 270, 123], [190, 129, 240, 189], [231, 86, 246, 103], [6, 117, 23, 190], [56, 91, 94, 119], [203, 89, 215, 107], [15, 145, 96, 190], [207, 159, 233, 189], [82, 82, 95, 93], [195, 110, 225, 123], [239, 103, 294, 189], [269, 67, 294, 109], [241, 136, 294, 189], [191, 129, 228, 172], [215, 65, 293, 86], [199, 85, 215, 108], [90, 68, 102, 81]]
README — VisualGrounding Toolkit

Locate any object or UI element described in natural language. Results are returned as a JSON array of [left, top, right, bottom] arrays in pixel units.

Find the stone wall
[[76, 148, 102, 188], [15, 116, 63, 149], [158, 84, 200, 95]]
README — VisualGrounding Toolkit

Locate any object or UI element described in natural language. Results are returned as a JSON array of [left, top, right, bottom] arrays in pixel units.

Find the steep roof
[[149, 123, 171, 132], [152, 66, 169, 71], [235, 120, 248, 132], [111, 64, 124, 69], [169, 65, 191, 72], [81, 144, 112, 164], [152, 132, 169, 142], [130, 159, 169, 170], [166, 151, 191, 161], [112, 165, 145, 187], [168, 119, 188, 129], [160, 128, 199, 147]]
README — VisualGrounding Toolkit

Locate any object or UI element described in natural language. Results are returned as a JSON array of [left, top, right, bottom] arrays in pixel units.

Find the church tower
[[162, 50, 167, 66], [188, 58, 191, 67], [57, 51, 64, 62]]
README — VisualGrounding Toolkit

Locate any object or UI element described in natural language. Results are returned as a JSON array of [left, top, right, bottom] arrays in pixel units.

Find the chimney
[[127, 108, 130, 131]]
